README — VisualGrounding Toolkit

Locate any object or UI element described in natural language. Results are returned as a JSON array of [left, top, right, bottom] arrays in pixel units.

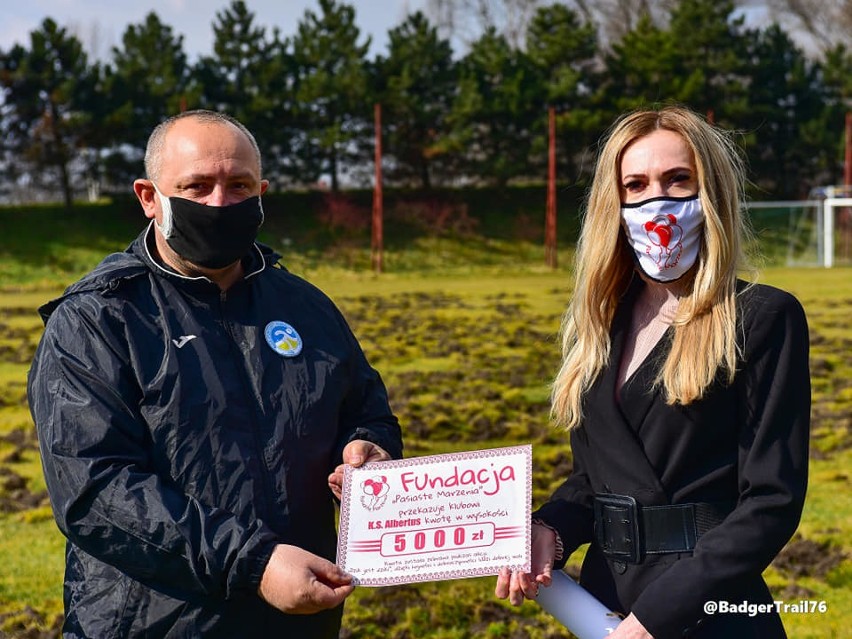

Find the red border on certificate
[[337, 445, 532, 586]]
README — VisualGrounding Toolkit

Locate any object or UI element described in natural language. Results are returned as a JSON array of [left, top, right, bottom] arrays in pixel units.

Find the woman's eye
[[670, 173, 691, 184], [623, 181, 643, 191]]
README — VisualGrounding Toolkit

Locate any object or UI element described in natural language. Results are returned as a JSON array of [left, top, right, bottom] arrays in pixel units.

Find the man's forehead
[[159, 120, 259, 174], [169, 116, 240, 135], [165, 119, 248, 148]]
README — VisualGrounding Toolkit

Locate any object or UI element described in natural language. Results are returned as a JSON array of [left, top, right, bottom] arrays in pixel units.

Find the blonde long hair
[[552, 106, 752, 429]]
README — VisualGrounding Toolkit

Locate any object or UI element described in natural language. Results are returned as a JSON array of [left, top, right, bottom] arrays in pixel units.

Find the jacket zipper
[[217, 288, 277, 522]]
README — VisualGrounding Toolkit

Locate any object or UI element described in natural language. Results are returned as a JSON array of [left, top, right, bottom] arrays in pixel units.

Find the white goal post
[[745, 190, 852, 268], [822, 197, 852, 268]]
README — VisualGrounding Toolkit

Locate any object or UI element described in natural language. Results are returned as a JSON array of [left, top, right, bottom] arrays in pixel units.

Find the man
[[28, 110, 403, 637]]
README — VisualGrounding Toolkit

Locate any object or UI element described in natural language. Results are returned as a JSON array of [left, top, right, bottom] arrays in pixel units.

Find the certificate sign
[[337, 445, 532, 586]]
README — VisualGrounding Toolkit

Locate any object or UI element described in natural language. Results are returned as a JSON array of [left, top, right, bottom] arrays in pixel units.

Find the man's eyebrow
[[178, 172, 258, 182]]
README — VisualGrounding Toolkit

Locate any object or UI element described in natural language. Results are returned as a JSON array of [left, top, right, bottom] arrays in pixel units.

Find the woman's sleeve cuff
[[532, 517, 564, 563]]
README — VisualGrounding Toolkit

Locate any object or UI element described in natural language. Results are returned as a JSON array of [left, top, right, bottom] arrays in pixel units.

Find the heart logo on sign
[[361, 476, 390, 511]]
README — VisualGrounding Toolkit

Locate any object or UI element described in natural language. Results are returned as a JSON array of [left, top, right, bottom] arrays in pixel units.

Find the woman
[[496, 106, 810, 638]]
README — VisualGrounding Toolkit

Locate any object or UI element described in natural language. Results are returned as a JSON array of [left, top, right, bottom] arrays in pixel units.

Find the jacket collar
[[138, 221, 274, 285], [38, 225, 283, 323]]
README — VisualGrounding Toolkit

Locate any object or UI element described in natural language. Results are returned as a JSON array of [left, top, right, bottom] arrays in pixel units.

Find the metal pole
[[824, 198, 834, 268], [371, 103, 384, 274], [545, 106, 557, 269]]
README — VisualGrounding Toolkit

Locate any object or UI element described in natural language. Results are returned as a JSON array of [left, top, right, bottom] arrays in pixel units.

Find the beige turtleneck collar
[[617, 278, 686, 392]]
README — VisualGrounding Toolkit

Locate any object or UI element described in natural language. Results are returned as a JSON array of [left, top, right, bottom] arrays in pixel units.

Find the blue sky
[[0, 0, 429, 61]]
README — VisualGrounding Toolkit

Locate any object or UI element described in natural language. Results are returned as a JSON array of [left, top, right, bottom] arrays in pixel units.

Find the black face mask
[[155, 188, 264, 269]]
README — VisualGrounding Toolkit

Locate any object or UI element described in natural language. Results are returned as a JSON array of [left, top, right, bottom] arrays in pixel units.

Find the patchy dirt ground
[[0, 607, 62, 639], [0, 430, 48, 513], [773, 534, 848, 581], [2, 286, 849, 638]]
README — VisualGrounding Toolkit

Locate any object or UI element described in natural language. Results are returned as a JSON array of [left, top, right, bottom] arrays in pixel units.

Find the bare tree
[[426, 0, 544, 50], [426, 0, 832, 55], [501, 0, 544, 48], [426, 0, 693, 52], [427, 0, 845, 56], [572, 0, 674, 43], [66, 19, 116, 62], [765, 0, 852, 53]]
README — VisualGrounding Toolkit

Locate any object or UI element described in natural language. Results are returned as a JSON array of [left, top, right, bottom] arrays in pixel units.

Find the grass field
[[0, 201, 849, 638]]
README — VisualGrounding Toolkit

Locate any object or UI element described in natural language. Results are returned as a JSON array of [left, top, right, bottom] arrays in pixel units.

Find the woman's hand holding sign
[[494, 522, 557, 605]]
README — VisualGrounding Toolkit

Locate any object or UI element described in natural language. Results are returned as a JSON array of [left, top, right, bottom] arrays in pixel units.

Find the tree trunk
[[48, 102, 73, 209], [419, 157, 432, 190], [330, 145, 339, 192], [59, 160, 73, 209]]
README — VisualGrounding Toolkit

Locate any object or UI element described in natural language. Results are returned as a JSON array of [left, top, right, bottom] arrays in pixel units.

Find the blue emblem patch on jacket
[[265, 321, 303, 357]]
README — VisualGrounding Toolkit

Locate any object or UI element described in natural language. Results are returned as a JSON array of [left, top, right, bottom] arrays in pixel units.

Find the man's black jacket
[[28, 226, 403, 638]]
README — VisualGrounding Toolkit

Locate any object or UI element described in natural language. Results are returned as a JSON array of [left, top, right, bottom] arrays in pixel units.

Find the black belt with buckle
[[593, 493, 734, 564]]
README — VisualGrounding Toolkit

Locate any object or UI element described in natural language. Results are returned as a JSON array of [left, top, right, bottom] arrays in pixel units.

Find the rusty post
[[545, 106, 558, 269], [845, 111, 851, 187], [371, 103, 384, 273]]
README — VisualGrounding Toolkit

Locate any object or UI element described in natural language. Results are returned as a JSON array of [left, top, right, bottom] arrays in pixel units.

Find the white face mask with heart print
[[620, 194, 703, 282]]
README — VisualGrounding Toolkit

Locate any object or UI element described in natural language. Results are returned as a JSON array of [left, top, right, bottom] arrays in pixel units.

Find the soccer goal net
[[745, 186, 852, 268]]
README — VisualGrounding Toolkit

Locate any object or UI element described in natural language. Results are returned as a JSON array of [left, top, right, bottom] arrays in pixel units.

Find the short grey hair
[[143, 109, 263, 182]]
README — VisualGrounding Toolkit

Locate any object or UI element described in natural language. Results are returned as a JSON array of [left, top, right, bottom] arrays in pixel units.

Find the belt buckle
[[594, 493, 642, 564]]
